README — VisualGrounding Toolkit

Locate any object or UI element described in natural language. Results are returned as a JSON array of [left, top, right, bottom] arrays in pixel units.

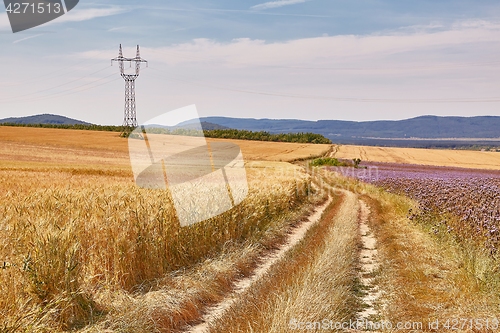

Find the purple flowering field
[[339, 162, 500, 252]]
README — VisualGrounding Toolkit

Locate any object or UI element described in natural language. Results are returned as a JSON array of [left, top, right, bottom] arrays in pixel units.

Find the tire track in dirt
[[358, 200, 381, 321], [323, 188, 376, 328], [346, 198, 382, 333], [185, 196, 333, 333], [321, 187, 381, 332], [359, 146, 368, 161], [329, 145, 339, 157]]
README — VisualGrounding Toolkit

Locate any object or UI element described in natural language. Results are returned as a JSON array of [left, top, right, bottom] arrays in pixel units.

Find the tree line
[[0, 123, 332, 144]]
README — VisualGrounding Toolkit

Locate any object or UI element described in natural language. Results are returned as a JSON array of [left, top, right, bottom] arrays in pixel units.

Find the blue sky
[[1, 0, 500, 124]]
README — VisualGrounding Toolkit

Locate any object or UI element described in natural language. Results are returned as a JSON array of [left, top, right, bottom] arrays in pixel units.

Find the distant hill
[[200, 115, 500, 146], [200, 121, 229, 130], [201, 115, 500, 139], [0, 114, 91, 125], [143, 121, 229, 131], [2, 113, 499, 148]]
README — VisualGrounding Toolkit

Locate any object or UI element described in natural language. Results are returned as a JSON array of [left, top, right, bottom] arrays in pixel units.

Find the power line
[[1, 73, 119, 104], [147, 66, 500, 104], [0, 66, 114, 102], [0, 51, 114, 87], [146, 48, 500, 71], [22, 77, 121, 103]]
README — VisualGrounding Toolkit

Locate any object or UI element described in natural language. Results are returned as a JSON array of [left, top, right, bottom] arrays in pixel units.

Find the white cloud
[[76, 20, 500, 122], [13, 34, 43, 44], [107, 26, 127, 32], [452, 19, 500, 30], [251, 0, 309, 10], [122, 22, 500, 70], [80, 20, 500, 73]]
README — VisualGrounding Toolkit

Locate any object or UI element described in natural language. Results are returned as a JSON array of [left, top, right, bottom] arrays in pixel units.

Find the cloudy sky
[[1, 0, 500, 124]]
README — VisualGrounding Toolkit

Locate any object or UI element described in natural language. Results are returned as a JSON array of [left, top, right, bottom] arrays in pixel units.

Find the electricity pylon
[[111, 44, 148, 136]]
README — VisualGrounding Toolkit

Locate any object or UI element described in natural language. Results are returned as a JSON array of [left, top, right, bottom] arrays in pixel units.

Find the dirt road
[[185, 185, 379, 332]]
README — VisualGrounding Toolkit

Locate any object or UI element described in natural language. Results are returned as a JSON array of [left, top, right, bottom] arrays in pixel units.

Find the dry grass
[[333, 144, 500, 170], [0, 127, 329, 332], [209, 187, 360, 332]]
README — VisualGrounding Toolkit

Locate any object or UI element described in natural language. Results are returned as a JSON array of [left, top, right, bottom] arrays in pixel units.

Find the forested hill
[[201, 115, 500, 139], [0, 114, 90, 125]]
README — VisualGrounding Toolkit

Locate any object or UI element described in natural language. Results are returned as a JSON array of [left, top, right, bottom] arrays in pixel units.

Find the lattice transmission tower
[[111, 44, 148, 136]]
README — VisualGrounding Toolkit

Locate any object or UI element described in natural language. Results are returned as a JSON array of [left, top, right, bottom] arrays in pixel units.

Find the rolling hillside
[[202, 115, 500, 145], [0, 114, 91, 125], [2, 114, 499, 148]]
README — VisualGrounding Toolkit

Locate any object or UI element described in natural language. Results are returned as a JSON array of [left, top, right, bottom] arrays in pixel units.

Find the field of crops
[[0, 127, 323, 331], [333, 144, 500, 170], [0, 126, 331, 164], [354, 162, 500, 253]]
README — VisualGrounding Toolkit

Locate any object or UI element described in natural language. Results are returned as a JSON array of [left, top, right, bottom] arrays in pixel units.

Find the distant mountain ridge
[[201, 115, 500, 140], [0, 114, 90, 125], [1, 114, 499, 147], [0, 114, 228, 130]]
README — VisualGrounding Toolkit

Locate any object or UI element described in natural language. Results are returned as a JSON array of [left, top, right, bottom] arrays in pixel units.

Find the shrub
[[310, 157, 349, 167]]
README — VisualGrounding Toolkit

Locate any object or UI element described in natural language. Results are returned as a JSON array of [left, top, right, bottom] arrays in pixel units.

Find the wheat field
[[0, 126, 330, 165], [333, 144, 500, 170], [0, 126, 325, 331]]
